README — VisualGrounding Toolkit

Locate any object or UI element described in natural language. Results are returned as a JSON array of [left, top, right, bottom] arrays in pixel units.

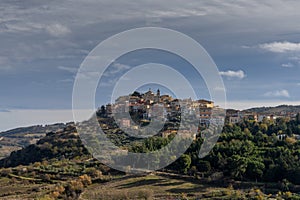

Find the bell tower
[[157, 89, 160, 97], [156, 89, 160, 103]]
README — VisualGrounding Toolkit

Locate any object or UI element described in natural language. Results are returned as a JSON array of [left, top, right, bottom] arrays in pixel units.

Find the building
[[155, 89, 160, 103], [106, 104, 112, 116], [160, 94, 172, 104], [277, 134, 287, 141], [199, 100, 214, 125], [198, 99, 214, 108], [151, 103, 165, 118], [142, 89, 155, 103], [120, 118, 130, 128], [229, 116, 241, 124], [200, 107, 212, 125], [226, 109, 241, 124], [242, 112, 258, 122]]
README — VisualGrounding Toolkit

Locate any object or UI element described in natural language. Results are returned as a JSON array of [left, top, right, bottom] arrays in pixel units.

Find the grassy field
[[80, 174, 247, 200], [0, 172, 298, 199], [0, 177, 54, 200]]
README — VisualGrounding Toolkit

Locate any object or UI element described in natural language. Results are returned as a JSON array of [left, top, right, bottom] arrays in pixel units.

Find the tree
[[98, 105, 106, 116], [286, 168, 300, 185], [296, 113, 300, 124], [259, 123, 268, 133], [229, 155, 248, 180], [246, 160, 265, 181], [131, 91, 141, 97], [197, 160, 211, 172], [79, 174, 92, 186], [174, 154, 191, 174]]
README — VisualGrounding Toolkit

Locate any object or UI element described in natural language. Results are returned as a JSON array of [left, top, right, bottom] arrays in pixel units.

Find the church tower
[[157, 89, 160, 97], [156, 89, 160, 103]]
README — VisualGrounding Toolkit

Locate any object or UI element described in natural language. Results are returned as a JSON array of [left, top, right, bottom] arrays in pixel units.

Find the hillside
[[0, 123, 68, 159], [243, 104, 300, 115], [0, 125, 89, 168], [2, 114, 300, 199]]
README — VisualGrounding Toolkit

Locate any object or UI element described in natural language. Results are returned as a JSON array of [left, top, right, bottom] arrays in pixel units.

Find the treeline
[[131, 115, 300, 185], [2, 112, 300, 187]]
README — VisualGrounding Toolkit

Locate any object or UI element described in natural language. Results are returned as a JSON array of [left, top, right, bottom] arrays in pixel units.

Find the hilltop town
[[98, 89, 223, 126], [97, 89, 299, 136]]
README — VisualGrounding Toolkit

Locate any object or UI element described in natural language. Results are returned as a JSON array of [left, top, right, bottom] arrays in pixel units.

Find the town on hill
[[2, 92, 300, 199], [97, 89, 224, 128]]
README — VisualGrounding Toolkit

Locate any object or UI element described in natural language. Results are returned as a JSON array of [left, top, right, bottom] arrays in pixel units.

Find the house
[[229, 116, 241, 124], [151, 104, 165, 118], [226, 109, 242, 124], [200, 107, 212, 125], [143, 89, 155, 102], [242, 112, 258, 122], [129, 96, 139, 104], [106, 104, 112, 116], [257, 115, 266, 122], [120, 118, 130, 128], [198, 99, 214, 108], [160, 94, 172, 103], [178, 130, 197, 140], [277, 134, 287, 140]]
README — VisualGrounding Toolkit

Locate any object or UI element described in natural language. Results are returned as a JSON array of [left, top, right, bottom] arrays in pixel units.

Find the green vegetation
[[0, 123, 66, 159], [2, 112, 300, 199], [128, 115, 300, 185], [0, 126, 89, 168]]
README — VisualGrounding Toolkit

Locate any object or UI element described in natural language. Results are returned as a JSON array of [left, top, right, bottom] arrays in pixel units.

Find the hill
[[0, 123, 68, 159], [243, 104, 300, 115], [2, 113, 300, 199], [0, 125, 89, 168]]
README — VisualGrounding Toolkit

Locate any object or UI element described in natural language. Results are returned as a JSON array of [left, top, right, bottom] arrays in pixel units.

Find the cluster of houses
[[226, 109, 299, 124], [100, 89, 300, 129], [96, 90, 300, 142], [101, 89, 225, 128], [226, 109, 300, 141]]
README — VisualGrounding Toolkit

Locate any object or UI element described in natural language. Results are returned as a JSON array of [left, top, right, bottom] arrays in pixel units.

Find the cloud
[[0, 109, 10, 113], [1, 0, 300, 112], [58, 66, 78, 73], [0, 56, 12, 71], [45, 24, 71, 37], [76, 71, 99, 80], [103, 63, 131, 77], [281, 63, 294, 68], [213, 86, 226, 92], [150, 8, 206, 18], [99, 63, 132, 87], [289, 56, 300, 64], [57, 78, 74, 83], [263, 89, 290, 98], [219, 70, 245, 79], [259, 41, 300, 53]]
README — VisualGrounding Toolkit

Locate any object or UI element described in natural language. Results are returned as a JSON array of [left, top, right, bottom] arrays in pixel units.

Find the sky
[[1, 0, 300, 131]]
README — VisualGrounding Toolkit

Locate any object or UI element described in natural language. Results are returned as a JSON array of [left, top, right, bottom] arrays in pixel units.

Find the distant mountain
[[242, 104, 300, 115], [0, 125, 89, 168], [0, 123, 68, 159]]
